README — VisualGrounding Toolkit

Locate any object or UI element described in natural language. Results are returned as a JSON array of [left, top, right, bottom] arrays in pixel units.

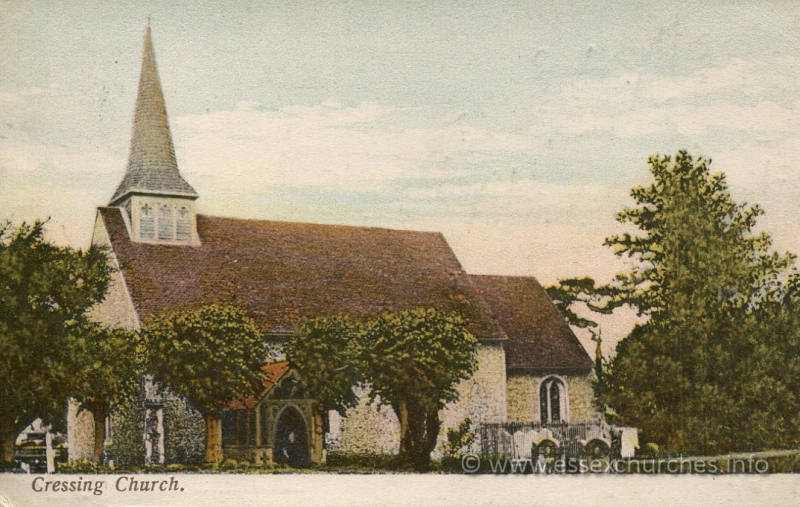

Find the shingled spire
[[109, 27, 197, 206]]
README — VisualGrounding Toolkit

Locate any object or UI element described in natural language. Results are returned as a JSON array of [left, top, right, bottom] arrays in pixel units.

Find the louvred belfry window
[[140, 204, 155, 239], [176, 206, 191, 241], [158, 204, 173, 240]]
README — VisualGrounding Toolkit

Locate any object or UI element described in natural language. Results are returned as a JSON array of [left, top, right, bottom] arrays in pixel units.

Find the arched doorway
[[273, 406, 309, 467]]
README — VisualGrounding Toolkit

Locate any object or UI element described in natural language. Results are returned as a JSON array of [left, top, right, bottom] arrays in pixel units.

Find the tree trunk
[[91, 405, 107, 464], [422, 410, 441, 460], [1, 420, 15, 463], [204, 413, 223, 466], [396, 399, 410, 461], [393, 399, 439, 470]]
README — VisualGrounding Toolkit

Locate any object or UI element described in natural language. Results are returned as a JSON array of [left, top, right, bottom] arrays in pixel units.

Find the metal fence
[[479, 421, 619, 459]]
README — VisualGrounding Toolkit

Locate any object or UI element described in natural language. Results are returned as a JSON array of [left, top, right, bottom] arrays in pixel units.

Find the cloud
[[535, 58, 800, 138], [173, 101, 533, 193]]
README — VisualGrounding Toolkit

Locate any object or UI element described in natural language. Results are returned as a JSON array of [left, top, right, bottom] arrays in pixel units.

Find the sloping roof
[[227, 361, 290, 409], [469, 275, 593, 371], [110, 27, 197, 206], [98, 207, 501, 339]]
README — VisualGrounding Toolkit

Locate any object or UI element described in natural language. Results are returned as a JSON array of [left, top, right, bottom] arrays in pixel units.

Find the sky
[[3, 0, 800, 351]]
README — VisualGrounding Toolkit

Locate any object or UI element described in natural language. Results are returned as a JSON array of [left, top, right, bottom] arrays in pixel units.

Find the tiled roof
[[227, 361, 290, 409], [99, 207, 502, 339], [469, 275, 593, 371], [109, 27, 197, 206]]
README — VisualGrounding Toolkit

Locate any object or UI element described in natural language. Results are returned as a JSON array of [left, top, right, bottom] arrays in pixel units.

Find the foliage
[[141, 304, 268, 416], [57, 459, 102, 474], [141, 304, 269, 464], [544, 277, 605, 328], [66, 322, 143, 462], [163, 393, 205, 465], [105, 394, 146, 467], [602, 151, 793, 317], [591, 151, 798, 454], [363, 307, 478, 469], [286, 316, 365, 416], [443, 417, 475, 458], [68, 323, 142, 411], [284, 308, 477, 469], [323, 451, 398, 471], [0, 220, 112, 461]]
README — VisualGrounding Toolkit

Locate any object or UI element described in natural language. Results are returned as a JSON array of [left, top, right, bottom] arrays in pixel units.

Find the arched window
[[176, 206, 191, 241], [158, 204, 173, 240], [539, 377, 567, 424], [140, 204, 155, 239]]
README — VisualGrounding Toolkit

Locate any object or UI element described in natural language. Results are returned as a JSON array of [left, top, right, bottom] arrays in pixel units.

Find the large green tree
[[286, 315, 365, 416], [597, 151, 797, 454], [67, 322, 142, 463], [141, 304, 269, 465], [363, 307, 478, 469], [0, 221, 112, 462]]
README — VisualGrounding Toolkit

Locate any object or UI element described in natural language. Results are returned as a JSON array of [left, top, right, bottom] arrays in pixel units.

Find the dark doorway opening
[[273, 406, 309, 467]]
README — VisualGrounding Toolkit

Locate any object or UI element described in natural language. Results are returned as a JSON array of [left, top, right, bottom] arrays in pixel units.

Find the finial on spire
[[147, 15, 151, 28]]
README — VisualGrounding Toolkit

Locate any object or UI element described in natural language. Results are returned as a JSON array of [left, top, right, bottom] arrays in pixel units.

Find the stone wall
[[506, 370, 598, 423], [66, 400, 95, 461], [331, 387, 400, 454]]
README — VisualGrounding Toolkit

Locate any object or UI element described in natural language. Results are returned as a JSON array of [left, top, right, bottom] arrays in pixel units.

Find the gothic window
[[176, 206, 191, 242], [539, 377, 566, 424], [158, 204, 173, 240]]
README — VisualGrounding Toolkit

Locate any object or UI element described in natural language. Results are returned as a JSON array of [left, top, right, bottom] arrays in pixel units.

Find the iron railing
[[479, 421, 619, 459]]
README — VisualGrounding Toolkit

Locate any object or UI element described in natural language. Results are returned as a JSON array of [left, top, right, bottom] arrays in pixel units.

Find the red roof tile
[[99, 207, 501, 338], [227, 360, 291, 409], [469, 275, 593, 371]]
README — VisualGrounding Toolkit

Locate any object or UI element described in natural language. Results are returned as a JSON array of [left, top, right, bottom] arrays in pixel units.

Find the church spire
[[110, 26, 197, 206]]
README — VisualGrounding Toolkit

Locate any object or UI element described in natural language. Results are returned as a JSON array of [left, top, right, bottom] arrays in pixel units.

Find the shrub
[[57, 460, 101, 474], [106, 392, 145, 467], [443, 417, 474, 458], [164, 393, 205, 465], [324, 452, 398, 471]]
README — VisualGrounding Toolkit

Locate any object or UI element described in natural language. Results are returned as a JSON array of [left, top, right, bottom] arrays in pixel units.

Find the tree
[[597, 151, 796, 454], [363, 307, 478, 469], [286, 315, 365, 416], [141, 304, 269, 465], [67, 322, 142, 463], [0, 220, 112, 463], [544, 277, 604, 329]]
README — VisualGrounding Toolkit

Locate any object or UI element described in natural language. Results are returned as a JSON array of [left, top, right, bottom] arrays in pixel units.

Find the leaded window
[[539, 377, 566, 424]]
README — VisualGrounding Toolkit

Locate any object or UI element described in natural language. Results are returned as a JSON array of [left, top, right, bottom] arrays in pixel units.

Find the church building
[[68, 28, 632, 466]]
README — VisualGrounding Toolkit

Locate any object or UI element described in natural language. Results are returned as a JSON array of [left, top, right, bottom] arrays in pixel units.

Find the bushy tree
[[67, 322, 142, 463], [363, 308, 478, 468], [0, 220, 112, 462], [286, 315, 365, 416], [286, 308, 477, 468], [596, 151, 797, 454], [141, 304, 269, 465]]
